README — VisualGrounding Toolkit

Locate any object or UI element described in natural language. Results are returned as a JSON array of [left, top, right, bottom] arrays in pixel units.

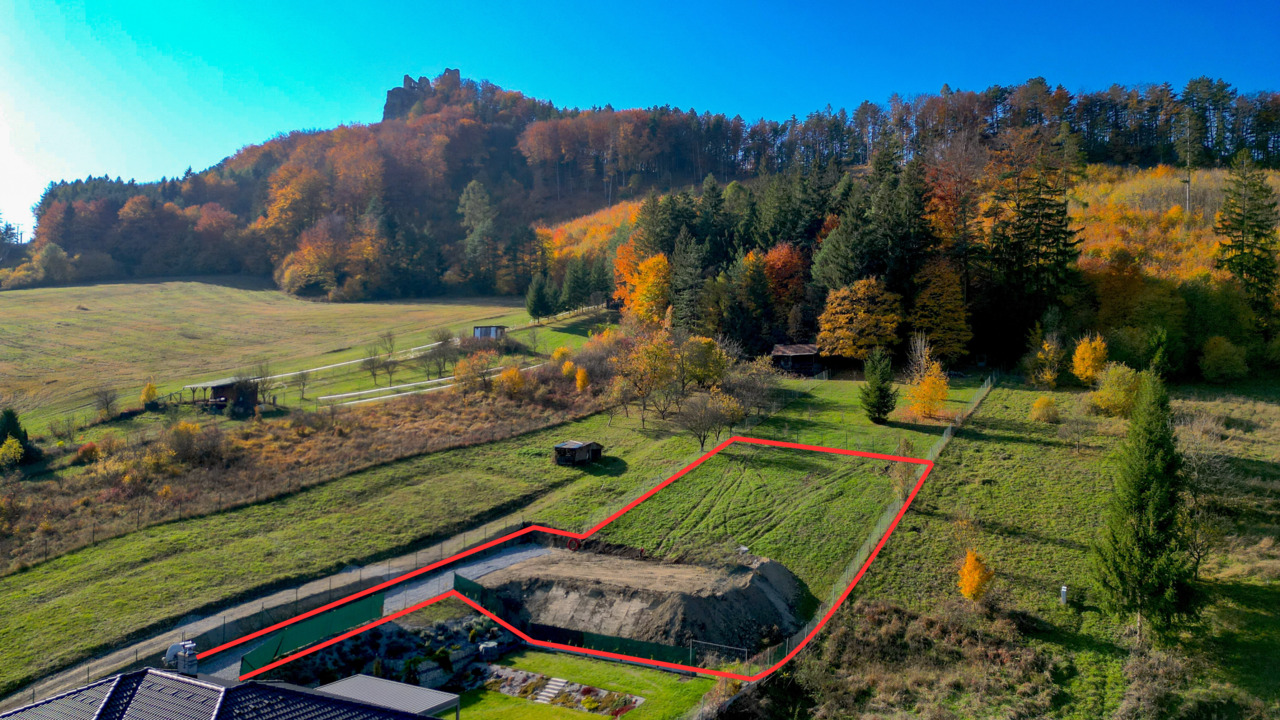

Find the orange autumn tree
[[958, 549, 995, 602], [629, 253, 672, 324], [762, 242, 807, 310], [817, 278, 902, 360]]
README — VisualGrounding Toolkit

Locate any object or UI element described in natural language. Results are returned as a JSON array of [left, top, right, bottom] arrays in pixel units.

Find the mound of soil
[[479, 549, 803, 652]]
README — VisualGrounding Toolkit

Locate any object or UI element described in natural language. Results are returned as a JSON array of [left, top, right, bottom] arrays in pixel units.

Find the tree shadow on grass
[[1183, 580, 1280, 702]]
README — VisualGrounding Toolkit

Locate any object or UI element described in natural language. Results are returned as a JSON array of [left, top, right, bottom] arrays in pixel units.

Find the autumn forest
[[6, 69, 1280, 373]]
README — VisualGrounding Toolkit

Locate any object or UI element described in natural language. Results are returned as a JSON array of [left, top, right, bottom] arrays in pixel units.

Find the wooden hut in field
[[184, 377, 259, 416], [472, 325, 507, 340], [770, 344, 822, 376], [553, 440, 603, 466]]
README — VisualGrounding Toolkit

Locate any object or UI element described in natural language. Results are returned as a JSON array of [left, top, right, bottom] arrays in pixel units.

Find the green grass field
[[0, 277, 528, 430], [459, 650, 715, 720], [0, 375, 978, 698], [600, 444, 893, 604], [853, 383, 1280, 716]]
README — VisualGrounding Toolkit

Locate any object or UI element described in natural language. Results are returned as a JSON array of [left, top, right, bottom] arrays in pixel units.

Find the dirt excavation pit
[[478, 549, 805, 652]]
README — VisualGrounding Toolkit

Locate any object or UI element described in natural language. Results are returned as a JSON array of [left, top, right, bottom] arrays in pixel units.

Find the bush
[[0, 437, 23, 470], [551, 346, 572, 364], [1199, 336, 1248, 383], [1029, 396, 1060, 423], [1090, 362, 1141, 417], [495, 366, 525, 399], [1071, 334, 1108, 384], [75, 442, 99, 464], [575, 366, 590, 392], [561, 360, 576, 377]]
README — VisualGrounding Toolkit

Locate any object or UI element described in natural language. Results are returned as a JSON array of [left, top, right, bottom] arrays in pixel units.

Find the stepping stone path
[[534, 677, 568, 703]]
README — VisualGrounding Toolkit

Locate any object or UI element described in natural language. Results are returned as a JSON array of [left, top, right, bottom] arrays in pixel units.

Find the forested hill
[[10, 71, 1279, 302]]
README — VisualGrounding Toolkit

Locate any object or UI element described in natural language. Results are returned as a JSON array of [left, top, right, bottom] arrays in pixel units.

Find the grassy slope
[[854, 384, 1279, 716], [600, 445, 892, 603], [0, 376, 976, 697], [460, 650, 714, 720], [0, 277, 526, 429]]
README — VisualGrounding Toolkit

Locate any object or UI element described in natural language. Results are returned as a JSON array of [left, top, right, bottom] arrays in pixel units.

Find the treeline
[[610, 128, 1280, 374], [11, 72, 1279, 301]]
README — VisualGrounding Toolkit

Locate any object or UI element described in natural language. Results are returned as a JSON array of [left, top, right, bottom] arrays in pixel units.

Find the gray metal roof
[[771, 343, 819, 356], [0, 670, 428, 720], [317, 676, 458, 716], [183, 377, 257, 390], [554, 440, 601, 449]]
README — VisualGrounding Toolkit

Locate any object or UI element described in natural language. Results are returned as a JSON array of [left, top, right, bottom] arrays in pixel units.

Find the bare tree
[[907, 332, 933, 383], [675, 390, 744, 452], [252, 361, 279, 404], [426, 329, 457, 378], [1177, 413, 1232, 577], [361, 344, 383, 385], [379, 330, 397, 357], [91, 387, 118, 419], [294, 369, 311, 401]]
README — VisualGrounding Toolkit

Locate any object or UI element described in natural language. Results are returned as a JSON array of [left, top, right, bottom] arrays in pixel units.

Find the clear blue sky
[[2, 0, 1277, 234]]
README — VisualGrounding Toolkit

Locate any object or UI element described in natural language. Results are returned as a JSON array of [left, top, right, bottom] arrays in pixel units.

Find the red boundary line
[[199, 436, 933, 683]]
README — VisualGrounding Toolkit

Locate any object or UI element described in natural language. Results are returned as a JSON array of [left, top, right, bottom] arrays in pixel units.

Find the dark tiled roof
[[2, 670, 427, 720], [771, 343, 819, 356]]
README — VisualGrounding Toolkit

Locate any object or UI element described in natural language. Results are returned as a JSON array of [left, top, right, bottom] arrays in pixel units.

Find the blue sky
[[2, 0, 1277, 233]]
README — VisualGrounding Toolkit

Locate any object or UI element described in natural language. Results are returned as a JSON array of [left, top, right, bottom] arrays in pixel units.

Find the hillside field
[[0, 377, 973, 699], [850, 383, 1279, 716], [0, 277, 527, 430]]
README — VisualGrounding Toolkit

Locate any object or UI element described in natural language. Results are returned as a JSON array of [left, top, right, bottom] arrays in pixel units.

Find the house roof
[[317, 676, 458, 716], [554, 441, 602, 450], [0, 669, 427, 720], [771, 343, 819, 357]]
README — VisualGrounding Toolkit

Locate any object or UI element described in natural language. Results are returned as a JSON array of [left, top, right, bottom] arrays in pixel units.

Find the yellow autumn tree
[[495, 365, 525, 399], [629, 253, 671, 324], [575, 366, 590, 392], [957, 549, 994, 602], [561, 360, 577, 377], [551, 346, 572, 364], [817, 278, 902, 360], [1071, 333, 1108, 384], [907, 259, 972, 362], [907, 360, 950, 418], [140, 380, 159, 407]]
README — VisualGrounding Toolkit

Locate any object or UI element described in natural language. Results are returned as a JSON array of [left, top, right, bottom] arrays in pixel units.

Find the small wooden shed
[[554, 440, 603, 466], [184, 377, 259, 417], [771, 343, 823, 376], [473, 325, 508, 340]]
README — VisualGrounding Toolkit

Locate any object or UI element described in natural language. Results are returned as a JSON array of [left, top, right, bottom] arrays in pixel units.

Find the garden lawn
[[459, 650, 714, 720]]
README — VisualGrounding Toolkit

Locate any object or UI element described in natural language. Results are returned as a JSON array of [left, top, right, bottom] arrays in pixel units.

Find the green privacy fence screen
[[240, 591, 385, 675]]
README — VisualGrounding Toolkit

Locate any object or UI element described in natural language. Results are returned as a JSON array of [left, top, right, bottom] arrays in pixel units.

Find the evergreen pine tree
[[670, 228, 707, 332], [559, 258, 591, 310], [1092, 372, 1202, 639], [525, 273, 555, 319], [1215, 151, 1279, 321], [589, 255, 613, 301], [859, 347, 898, 424]]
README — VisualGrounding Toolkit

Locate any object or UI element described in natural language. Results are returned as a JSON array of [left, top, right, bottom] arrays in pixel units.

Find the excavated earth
[[478, 548, 804, 651]]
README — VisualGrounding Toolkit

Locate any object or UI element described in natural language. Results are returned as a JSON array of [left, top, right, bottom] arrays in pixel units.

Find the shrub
[[1071, 333, 1108, 384], [561, 360, 576, 377], [957, 549, 994, 602], [551, 346, 572, 364], [0, 437, 23, 470], [1199, 336, 1248, 383], [1090, 362, 1141, 417], [495, 366, 525, 399], [75, 442, 99, 464], [575, 366, 590, 392], [1030, 396, 1060, 423]]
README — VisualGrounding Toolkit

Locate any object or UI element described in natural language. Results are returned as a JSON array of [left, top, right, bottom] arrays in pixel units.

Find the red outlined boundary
[[198, 436, 934, 683]]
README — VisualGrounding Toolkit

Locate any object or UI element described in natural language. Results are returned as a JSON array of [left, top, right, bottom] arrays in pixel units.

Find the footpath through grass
[[459, 650, 715, 720], [854, 383, 1280, 716]]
